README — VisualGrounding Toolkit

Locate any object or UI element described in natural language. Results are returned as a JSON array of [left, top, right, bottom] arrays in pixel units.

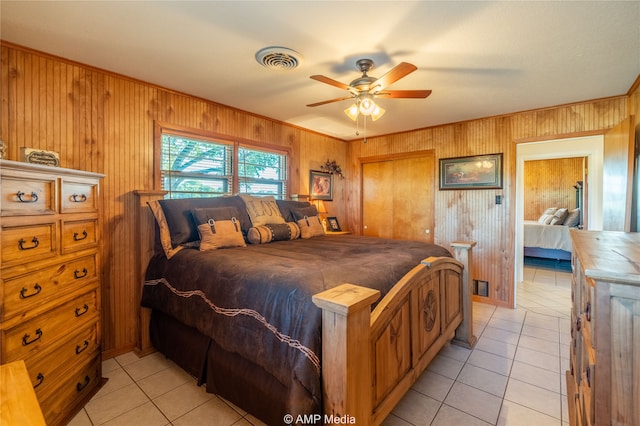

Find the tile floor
[[69, 262, 572, 426]]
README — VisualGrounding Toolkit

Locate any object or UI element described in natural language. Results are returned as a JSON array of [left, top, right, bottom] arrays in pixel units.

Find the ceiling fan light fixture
[[371, 105, 385, 121], [344, 103, 359, 121], [358, 94, 376, 115]]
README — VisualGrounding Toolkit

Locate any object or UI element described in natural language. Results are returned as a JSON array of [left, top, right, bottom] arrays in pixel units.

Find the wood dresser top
[[570, 229, 640, 286]]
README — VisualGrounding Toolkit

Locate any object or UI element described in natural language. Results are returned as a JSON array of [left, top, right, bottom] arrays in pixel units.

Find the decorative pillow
[[148, 200, 184, 259], [157, 196, 252, 247], [239, 194, 286, 226], [197, 219, 246, 251], [191, 206, 241, 227], [538, 207, 558, 224], [296, 215, 325, 239], [549, 208, 569, 225], [564, 208, 581, 227], [292, 206, 325, 238], [276, 199, 312, 222], [246, 223, 301, 244]]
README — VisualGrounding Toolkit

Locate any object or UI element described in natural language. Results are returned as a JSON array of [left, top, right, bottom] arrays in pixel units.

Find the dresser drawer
[[1, 254, 98, 321], [27, 323, 99, 393], [0, 174, 56, 216], [60, 179, 99, 214], [37, 353, 102, 425], [1, 222, 57, 267], [1, 290, 98, 361], [61, 219, 98, 253]]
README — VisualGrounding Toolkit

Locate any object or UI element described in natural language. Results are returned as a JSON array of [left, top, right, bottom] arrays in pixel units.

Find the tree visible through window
[[159, 130, 288, 199]]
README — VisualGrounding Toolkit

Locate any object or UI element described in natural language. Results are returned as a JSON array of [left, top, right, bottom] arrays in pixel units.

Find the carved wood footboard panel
[[313, 246, 475, 426]]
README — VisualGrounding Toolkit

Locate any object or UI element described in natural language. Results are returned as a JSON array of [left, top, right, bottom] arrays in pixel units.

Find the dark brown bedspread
[[141, 235, 451, 419]]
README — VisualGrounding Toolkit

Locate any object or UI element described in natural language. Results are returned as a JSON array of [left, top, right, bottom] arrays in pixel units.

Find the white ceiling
[[1, 1, 639, 141]]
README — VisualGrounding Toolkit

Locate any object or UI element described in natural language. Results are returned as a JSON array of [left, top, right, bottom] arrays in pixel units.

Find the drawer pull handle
[[75, 304, 89, 317], [20, 283, 43, 299], [576, 317, 582, 332], [76, 340, 90, 354], [585, 367, 591, 387], [71, 193, 87, 202], [76, 375, 90, 392], [74, 268, 88, 279], [585, 301, 591, 321], [16, 191, 38, 203], [22, 328, 43, 346], [73, 230, 88, 241], [33, 373, 44, 389], [18, 237, 40, 250]]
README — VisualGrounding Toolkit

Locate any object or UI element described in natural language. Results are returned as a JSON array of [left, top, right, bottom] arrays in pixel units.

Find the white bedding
[[523, 220, 572, 252]]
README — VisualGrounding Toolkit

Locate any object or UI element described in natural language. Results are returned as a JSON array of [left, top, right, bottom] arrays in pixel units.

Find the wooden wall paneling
[[602, 116, 634, 231], [0, 42, 634, 352], [523, 158, 584, 220]]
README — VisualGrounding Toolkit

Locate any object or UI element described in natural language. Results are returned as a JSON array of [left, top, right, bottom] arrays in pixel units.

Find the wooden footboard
[[313, 242, 476, 426]]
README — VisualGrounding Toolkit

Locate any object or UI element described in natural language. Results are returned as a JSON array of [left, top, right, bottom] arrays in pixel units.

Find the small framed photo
[[310, 170, 333, 201], [439, 153, 503, 190], [327, 217, 341, 232]]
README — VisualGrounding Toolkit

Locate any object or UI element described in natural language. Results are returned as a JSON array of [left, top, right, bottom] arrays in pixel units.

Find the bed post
[[312, 284, 381, 426], [133, 190, 166, 356], [450, 241, 477, 349]]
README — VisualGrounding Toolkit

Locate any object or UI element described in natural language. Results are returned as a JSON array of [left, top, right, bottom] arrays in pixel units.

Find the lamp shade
[[344, 103, 359, 121]]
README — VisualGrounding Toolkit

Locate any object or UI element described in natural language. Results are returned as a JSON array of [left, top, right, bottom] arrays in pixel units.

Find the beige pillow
[[197, 218, 246, 251], [538, 207, 558, 224], [549, 208, 569, 225], [239, 194, 286, 226], [296, 215, 325, 239], [148, 200, 184, 259]]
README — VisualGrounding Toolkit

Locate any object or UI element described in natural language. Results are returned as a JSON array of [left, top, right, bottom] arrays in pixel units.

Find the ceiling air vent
[[255, 47, 302, 71]]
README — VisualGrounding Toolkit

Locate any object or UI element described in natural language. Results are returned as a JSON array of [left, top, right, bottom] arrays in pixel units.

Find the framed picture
[[327, 217, 341, 232], [439, 153, 503, 190], [309, 170, 333, 201]]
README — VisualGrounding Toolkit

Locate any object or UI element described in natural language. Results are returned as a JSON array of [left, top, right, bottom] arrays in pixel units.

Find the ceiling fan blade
[[306, 96, 354, 107], [310, 75, 353, 92], [368, 62, 417, 92], [376, 89, 432, 99]]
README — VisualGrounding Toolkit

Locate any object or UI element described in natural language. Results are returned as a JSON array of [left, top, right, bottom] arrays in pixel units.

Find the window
[[158, 125, 288, 199]]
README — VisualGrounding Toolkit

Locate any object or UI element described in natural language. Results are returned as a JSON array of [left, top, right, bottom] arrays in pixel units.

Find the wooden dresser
[[567, 229, 640, 426], [0, 159, 105, 425]]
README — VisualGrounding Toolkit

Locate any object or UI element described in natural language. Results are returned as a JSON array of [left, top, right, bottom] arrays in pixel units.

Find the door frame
[[514, 135, 604, 306]]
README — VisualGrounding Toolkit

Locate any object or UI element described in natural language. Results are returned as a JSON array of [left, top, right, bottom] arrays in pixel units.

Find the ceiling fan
[[307, 59, 432, 121]]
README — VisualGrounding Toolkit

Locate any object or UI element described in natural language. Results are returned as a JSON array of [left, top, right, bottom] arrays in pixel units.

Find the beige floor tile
[[467, 349, 513, 376], [93, 366, 135, 399], [498, 400, 561, 426], [122, 352, 175, 382], [487, 317, 524, 334], [426, 353, 465, 379], [504, 378, 562, 419], [509, 361, 562, 393], [431, 404, 492, 426], [411, 370, 454, 402], [137, 365, 194, 399], [518, 334, 560, 357], [68, 409, 92, 426], [514, 346, 561, 373], [101, 401, 169, 426], [437, 341, 472, 363], [390, 389, 441, 426], [481, 326, 520, 345], [153, 381, 215, 421], [475, 335, 517, 359], [444, 382, 502, 424], [84, 383, 150, 425], [172, 396, 243, 426], [521, 324, 560, 343], [457, 363, 508, 397]]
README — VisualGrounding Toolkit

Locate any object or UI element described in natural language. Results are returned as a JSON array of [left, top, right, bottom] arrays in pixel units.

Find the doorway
[[514, 136, 604, 306]]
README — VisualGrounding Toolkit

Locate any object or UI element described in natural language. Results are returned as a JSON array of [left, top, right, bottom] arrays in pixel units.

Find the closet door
[[362, 153, 434, 242]]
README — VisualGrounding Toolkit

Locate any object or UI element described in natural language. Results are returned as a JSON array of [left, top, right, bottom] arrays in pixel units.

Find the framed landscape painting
[[439, 153, 503, 190]]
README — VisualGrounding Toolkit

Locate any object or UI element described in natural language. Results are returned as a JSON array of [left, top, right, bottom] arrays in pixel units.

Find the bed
[[133, 191, 476, 425], [523, 220, 573, 261]]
